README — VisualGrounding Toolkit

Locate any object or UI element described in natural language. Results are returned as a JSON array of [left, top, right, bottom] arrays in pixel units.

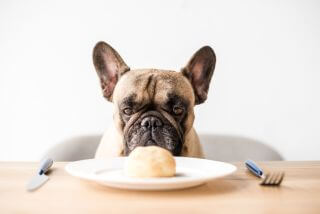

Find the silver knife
[[26, 158, 53, 191]]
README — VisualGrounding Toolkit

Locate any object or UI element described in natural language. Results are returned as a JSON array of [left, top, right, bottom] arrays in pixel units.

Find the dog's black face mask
[[121, 94, 188, 156], [124, 111, 182, 155]]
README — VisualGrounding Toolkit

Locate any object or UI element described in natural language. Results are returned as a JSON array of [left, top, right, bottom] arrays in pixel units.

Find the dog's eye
[[173, 106, 184, 115], [123, 108, 133, 115]]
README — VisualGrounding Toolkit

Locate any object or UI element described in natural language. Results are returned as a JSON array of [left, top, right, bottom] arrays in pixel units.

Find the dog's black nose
[[146, 140, 156, 146], [141, 116, 163, 129]]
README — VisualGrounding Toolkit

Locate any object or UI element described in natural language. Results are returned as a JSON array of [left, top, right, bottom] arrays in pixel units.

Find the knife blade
[[26, 158, 53, 192]]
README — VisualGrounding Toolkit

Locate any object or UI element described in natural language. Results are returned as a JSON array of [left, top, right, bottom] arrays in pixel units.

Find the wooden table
[[1, 161, 320, 214]]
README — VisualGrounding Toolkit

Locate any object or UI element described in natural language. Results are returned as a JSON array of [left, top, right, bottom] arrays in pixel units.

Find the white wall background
[[0, 0, 319, 161]]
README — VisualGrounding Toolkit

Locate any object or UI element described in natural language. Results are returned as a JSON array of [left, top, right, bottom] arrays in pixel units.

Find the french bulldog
[[93, 41, 216, 158]]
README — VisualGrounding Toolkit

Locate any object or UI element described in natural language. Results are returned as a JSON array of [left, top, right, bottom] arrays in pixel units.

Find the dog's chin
[[124, 126, 182, 156]]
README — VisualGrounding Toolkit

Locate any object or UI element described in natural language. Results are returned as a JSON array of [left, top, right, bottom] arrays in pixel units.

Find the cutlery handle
[[38, 158, 53, 175], [245, 160, 264, 177]]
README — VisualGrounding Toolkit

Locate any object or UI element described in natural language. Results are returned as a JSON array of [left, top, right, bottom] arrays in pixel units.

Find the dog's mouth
[[123, 111, 183, 156]]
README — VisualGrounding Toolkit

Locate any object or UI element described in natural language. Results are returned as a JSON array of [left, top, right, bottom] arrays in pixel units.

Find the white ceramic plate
[[65, 157, 237, 190]]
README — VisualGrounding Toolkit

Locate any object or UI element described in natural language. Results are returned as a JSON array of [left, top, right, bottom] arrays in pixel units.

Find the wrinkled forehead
[[113, 69, 195, 106]]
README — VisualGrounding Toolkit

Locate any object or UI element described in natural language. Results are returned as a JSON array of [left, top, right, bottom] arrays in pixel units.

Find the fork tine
[[266, 173, 273, 184], [260, 173, 269, 185], [274, 172, 282, 185], [267, 173, 274, 185], [270, 173, 277, 185], [271, 172, 279, 185], [260, 174, 266, 185]]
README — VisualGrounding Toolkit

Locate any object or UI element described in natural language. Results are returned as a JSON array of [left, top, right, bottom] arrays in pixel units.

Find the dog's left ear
[[182, 46, 216, 105], [93, 41, 130, 102]]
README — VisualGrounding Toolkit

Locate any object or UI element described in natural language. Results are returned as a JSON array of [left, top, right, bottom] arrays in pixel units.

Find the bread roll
[[124, 146, 176, 177]]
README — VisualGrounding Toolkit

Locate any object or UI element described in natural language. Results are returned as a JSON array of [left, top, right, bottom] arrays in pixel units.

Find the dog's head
[[93, 42, 216, 156]]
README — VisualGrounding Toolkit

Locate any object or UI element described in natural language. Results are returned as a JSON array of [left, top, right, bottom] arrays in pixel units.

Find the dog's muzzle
[[123, 111, 183, 156]]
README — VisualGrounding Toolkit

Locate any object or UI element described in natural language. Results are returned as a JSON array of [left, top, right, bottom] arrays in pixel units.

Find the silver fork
[[245, 160, 285, 186]]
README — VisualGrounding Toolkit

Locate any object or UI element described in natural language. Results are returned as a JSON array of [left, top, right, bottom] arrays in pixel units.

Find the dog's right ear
[[93, 41, 130, 102], [182, 46, 216, 105]]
